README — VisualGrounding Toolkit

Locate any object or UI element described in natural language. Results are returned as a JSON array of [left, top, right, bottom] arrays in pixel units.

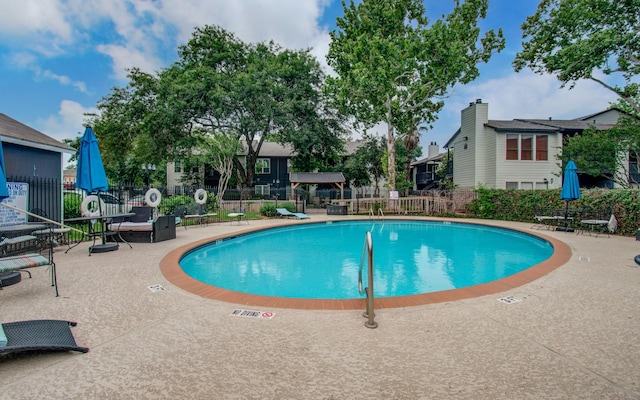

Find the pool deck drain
[[498, 296, 523, 304]]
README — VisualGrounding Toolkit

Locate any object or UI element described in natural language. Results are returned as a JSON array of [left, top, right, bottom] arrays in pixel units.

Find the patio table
[[64, 213, 135, 255]]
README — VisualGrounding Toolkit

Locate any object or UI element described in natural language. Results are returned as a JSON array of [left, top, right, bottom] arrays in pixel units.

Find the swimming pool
[[178, 220, 555, 300]]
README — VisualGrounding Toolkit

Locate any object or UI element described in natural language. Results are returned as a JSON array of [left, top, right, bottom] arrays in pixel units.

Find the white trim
[[0, 135, 74, 154]]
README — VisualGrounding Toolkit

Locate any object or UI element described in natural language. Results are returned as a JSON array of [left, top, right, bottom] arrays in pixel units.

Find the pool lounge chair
[[275, 208, 310, 219], [0, 319, 89, 355]]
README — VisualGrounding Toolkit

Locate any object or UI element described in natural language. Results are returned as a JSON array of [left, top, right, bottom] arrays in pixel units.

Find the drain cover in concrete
[[498, 296, 522, 304], [148, 284, 165, 292], [230, 309, 275, 319]]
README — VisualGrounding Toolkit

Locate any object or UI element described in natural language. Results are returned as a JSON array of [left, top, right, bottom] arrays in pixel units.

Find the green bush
[[160, 194, 194, 215], [468, 188, 640, 236], [206, 192, 219, 211], [280, 202, 296, 213], [63, 192, 82, 219], [260, 202, 277, 217]]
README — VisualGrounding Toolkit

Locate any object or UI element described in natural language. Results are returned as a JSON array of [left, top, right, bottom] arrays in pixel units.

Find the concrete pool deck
[[1, 214, 639, 399]]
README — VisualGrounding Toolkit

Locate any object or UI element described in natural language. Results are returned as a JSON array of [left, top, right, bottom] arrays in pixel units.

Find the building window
[[256, 158, 271, 174], [536, 135, 548, 160], [174, 160, 182, 173], [506, 134, 548, 161], [630, 152, 640, 183], [506, 134, 518, 160], [521, 182, 533, 190], [505, 182, 519, 189], [521, 135, 533, 160], [255, 185, 270, 196]]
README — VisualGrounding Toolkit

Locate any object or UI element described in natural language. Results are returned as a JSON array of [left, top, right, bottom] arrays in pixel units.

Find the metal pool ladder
[[368, 208, 385, 219], [358, 231, 378, 329]]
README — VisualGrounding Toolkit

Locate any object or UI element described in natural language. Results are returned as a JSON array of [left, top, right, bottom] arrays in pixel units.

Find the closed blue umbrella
[[75, 127, 108, 193], [74, 127, 117, 253], [560, 160, 581, 202], [559, 160, 581, 231], [0, 138, 9, 200]]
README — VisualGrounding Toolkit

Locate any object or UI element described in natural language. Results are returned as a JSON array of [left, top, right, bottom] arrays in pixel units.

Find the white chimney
[[428, 142, 439, 158]]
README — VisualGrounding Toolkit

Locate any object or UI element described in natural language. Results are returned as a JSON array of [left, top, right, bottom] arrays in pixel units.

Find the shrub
[[160, 194, 194, 216], [206, 192, 219, 211], [63, 192, 82, 219], [468, 187, 640, 236], [260, 202, 277, 217], [280, 202, 296, 213]]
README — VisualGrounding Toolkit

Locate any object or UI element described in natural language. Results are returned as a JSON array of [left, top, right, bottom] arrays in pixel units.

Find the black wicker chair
[[0, 319, 89, 355]]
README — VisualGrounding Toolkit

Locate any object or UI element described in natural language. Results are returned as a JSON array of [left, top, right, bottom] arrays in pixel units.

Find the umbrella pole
[[98, 192, 106, 244], [0, 202, 84, 234]]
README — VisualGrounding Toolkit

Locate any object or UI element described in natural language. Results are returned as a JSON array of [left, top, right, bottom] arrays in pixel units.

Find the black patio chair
[[0, 319, 89, 355]]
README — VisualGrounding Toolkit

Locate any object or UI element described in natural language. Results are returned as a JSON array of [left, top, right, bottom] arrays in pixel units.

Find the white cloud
[[424, 71, 620, 149], [39, 100, 98, 142], [458, 71, 619, 121], [1, 0, 333, 83], [0, 0, 73, 43], [97, 43, 164, 80], [156, 0, 327, 48]]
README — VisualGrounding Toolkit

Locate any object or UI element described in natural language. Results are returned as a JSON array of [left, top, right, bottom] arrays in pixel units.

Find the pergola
[[288, 172, 345, 200]]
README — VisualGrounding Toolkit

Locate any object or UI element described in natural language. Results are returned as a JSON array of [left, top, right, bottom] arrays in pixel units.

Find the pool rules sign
[[0, 182, 28, 226]]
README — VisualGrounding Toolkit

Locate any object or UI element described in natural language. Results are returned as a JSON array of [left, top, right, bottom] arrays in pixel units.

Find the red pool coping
[[159, 219, 572, 310]]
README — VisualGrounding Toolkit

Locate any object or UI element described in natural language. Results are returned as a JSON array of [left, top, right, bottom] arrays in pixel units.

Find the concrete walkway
[[1, 215, 639, 399]]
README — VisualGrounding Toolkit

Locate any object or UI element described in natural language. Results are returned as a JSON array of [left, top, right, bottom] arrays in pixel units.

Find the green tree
[[561, 116, 640, 188], [92, 68, 182, 184], [92, 25, 345, 186], [343, 134, 386, 197], [327, 0, 504, 191], [268, 50, 347, 172], [61, 136, 81, 167], [175, 26, 344, 186], [514, 0, 640, 113], [435, 150, 454, 189]]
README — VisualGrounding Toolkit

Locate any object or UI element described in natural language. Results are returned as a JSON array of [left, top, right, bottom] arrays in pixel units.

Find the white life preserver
[[194, 188, 207, 205], [145, 188, 162, 207], [80, 195, 105, 217]]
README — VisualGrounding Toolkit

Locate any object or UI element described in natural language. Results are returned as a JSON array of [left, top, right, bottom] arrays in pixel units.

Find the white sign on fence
[[0, 182, 29, 226]]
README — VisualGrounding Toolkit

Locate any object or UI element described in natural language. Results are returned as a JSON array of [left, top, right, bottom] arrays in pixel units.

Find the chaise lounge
[[107, 206, 176, 243], [0, 319, 89, 355], [275, 208, 310, 219]]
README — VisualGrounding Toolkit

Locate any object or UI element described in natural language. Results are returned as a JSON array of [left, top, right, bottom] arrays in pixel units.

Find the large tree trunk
[[386, 94, 396, 191]]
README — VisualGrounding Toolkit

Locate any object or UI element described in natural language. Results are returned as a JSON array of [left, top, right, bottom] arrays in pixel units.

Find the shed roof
[[0, 113, 74, 153], [289, 172, 345, 184]]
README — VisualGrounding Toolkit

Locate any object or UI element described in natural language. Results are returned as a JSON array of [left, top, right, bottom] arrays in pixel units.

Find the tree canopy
[[514, 0, 640, 113], [92, 25, 346, 186], [327, 0, 504, 190]]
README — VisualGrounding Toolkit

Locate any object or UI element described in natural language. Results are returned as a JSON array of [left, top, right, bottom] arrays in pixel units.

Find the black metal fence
[[2, 175, 63, 224], [2, 176, 349, 224]]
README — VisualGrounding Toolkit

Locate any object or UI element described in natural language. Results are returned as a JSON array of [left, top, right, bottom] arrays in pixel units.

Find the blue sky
[[0, 0, 618, 160]]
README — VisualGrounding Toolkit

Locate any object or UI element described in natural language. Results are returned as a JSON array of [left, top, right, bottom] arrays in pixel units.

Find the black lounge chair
[[0, 319, 89, 355]]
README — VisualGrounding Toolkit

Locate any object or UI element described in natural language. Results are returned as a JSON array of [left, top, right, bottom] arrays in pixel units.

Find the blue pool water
[[179, 220, 554, 300]]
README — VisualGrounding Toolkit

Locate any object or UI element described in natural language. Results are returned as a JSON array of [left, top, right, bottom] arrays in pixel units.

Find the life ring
[[80, 195, 105, 217], [145, 188, 162, 207], [194, 188, 207, 205]]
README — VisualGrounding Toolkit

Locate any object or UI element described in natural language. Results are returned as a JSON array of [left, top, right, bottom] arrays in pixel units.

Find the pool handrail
[[368, 208, 384, 219], [358, 231, 377, 329]]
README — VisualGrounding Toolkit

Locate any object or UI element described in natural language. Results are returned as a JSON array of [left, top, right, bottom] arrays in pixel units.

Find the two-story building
[[445, 99, 622, 190]]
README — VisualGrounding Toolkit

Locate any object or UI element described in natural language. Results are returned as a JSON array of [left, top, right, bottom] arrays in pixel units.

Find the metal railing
[[368, 208, 384, 219], [358, 231, 377, 329]]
